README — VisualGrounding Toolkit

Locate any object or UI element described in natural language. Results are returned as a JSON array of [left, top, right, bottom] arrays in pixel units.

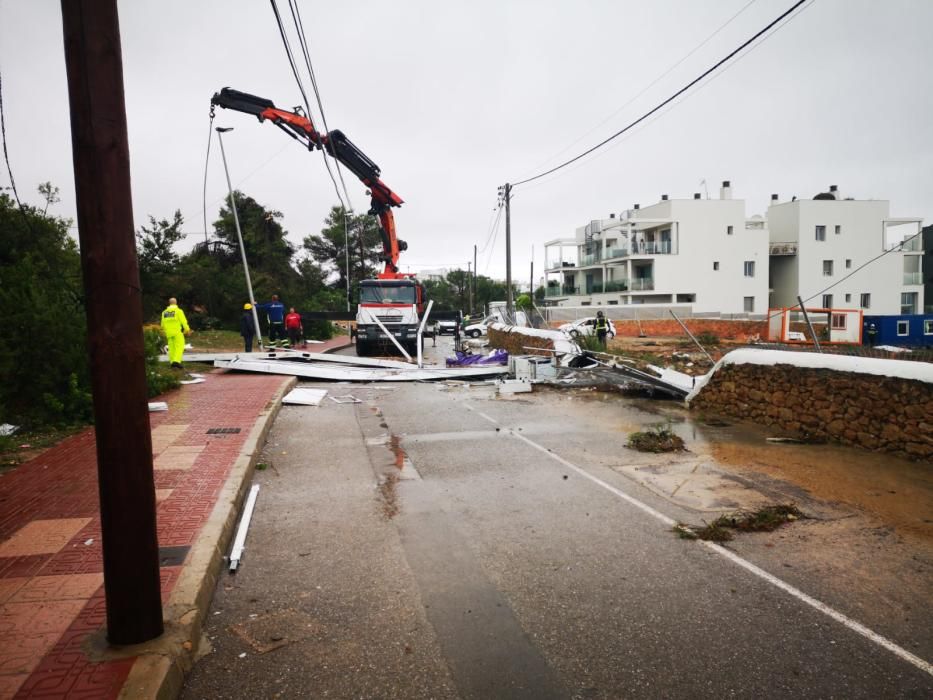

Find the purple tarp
[[446, 349, 509, 367]]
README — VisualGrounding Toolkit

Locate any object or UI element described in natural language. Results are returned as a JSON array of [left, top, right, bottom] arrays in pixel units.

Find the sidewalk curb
[[117, 375, 297, 700]]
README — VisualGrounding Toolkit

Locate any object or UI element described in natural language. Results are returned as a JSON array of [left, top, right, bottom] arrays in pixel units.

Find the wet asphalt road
[[181, 337, 932, 699]]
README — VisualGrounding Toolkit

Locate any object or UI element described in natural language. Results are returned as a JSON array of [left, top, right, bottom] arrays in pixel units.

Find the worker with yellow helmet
[[240, 302, 257, 352]]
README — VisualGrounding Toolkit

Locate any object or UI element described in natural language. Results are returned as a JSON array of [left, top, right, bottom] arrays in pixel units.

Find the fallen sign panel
[[282, 387, 329, 406], [162, 349, 414, 370], [214, 357, 508, 382]]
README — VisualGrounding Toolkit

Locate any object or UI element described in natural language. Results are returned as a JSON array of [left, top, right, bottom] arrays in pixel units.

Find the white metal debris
[[148, 402, 168, 412], [214, 357, 508, 382], [0, 424, 19, 437], [281, 387, 329, 406], [229, 484, 260, 573], [329, 395, 362, 404]]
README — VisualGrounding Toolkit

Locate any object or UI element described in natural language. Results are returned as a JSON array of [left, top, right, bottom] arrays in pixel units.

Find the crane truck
[[210, 88, 424, 356]]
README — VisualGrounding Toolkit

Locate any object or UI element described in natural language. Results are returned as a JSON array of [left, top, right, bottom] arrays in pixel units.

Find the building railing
[[546, 260, 577, 270], [604, 246, 628, 259], [545, 285, 581, 297], [899, 237, 923, 253], [579, 253, 602, 266], [769, 241, 798, 255], [903, 272, 923, 285], [630, 240, 672, 255], [584, 280, 629, 294], [629, 278, 655, 291]]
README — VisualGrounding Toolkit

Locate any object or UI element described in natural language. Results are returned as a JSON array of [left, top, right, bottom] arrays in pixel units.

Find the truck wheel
[[356, 340, 371, 357]]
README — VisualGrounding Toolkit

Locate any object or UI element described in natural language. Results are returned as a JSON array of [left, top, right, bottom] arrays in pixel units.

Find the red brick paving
[[0, 346, 320, 700]]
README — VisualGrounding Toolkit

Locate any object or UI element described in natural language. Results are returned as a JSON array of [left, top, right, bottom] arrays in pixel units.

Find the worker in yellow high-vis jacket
[[160, 297, 191, 368]]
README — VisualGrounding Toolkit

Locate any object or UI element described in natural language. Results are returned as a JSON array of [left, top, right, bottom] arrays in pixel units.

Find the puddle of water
[[690, 416, 933, 542]]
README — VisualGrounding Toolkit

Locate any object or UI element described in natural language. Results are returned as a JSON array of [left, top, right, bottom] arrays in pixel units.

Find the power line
[[0, 69, 31, 233], [288, 0, 354, 212], [511, 0, 810, 187], [517, 0, 761, 180]]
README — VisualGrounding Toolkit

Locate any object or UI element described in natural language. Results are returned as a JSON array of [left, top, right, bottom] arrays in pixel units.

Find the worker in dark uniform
[[595, 310, 611, 347], [240, 303, 256, 352], [257, 294, 286, 348]]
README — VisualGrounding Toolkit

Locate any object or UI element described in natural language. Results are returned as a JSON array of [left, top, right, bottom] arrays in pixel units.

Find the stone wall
[[690, 363, 933, 461]]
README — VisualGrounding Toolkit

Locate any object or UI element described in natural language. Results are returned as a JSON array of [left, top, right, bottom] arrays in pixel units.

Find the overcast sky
[[1, 0, 931, 284]]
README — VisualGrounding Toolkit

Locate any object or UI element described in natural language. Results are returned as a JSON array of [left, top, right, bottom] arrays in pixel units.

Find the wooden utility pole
[[473, 244, 477, 315], [467, 261, 473, 314], [61, 0, 163, 644], [501, 183, 513, 319]]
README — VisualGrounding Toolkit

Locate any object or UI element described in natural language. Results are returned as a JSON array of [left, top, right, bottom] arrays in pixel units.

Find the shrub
[[695, 331, 720, 346], [143, 325, 180, 397], [627, 424, 686, 453]]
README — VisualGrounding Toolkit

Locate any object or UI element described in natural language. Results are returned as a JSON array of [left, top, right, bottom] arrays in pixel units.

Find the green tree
[[136, 210, 185, 320], [0, 193, 91, 427], [303, 205, 383, 303]]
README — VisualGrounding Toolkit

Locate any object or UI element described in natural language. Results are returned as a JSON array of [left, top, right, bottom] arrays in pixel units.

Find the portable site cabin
[[767, 307, 863, 344], [862, 314, 933, 347]]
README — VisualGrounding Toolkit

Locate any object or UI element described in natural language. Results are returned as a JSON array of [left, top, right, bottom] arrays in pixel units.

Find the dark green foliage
[[142, 326, 180, 397], [689, 505, 803, 542], [627, 424, 686, 453], [302, 205, 382, 305], [0, 193, 92, 428], [695, 330, 721, 346]]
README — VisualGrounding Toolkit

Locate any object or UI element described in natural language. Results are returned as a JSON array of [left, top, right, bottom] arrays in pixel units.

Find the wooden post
[[61, 0, 164, 644]]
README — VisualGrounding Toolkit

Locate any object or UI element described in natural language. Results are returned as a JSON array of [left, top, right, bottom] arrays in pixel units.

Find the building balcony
[[899, 237, 923, 253], [769, 241, 798, 256], [629, 278, 655, 291], [903, 272, 923, 285], [545, 260, 577, 272]]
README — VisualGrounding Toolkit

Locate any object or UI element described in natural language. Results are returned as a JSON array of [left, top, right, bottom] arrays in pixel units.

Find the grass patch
[[684, 504, 803, 542], [188, 329, 244, 351], [627, 424, 686, 453], [0, 425, 86, 471]]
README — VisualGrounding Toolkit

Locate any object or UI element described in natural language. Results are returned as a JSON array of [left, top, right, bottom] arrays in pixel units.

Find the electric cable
[[289, 0, 354, 212], [511, 0, 810, 187], [518, 0, 761, 179], [0, 69, 32, 234], [270, 0, 353, 308], [201, 109, 215, 245]]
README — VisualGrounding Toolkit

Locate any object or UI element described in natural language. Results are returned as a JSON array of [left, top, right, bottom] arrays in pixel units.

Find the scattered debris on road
[[627, 424, 686, 453], [677, 504, 804, 542]]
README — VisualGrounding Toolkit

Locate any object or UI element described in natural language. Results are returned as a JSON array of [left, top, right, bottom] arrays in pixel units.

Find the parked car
[[435, 319, 458, 335], [464, 315, 497, 338], [559, 317, 616, 338]]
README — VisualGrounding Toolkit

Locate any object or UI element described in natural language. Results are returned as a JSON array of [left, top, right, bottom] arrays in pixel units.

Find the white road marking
[[463, 402, 933, 677]]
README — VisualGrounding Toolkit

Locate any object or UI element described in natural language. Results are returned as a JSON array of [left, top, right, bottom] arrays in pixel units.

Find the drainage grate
[[206, 427, 241, 435], [158, 545, 190, 567]]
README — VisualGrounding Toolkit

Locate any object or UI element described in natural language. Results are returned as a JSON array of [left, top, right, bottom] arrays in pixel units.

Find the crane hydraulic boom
[[210, 87, 407, 278]]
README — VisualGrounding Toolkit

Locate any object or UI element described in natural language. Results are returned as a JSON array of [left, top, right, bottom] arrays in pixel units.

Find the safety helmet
[[244, 303, 252, 310], [597, 310, 604, 317]]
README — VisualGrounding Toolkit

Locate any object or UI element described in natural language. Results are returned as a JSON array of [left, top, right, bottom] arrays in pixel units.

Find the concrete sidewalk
[[0, 336, 349, 699]]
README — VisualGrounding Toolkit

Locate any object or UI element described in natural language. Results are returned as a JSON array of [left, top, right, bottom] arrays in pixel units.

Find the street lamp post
[[215, 127, 263, 349]]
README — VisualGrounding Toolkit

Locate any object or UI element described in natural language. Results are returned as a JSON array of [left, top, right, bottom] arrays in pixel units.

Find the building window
[[845, 293, 851, 303], [676, 293, 696, 302], [845, 259, 852, 269], [924, 320, 933, 335], [727, 225, 734, 235], [743, 261, 755, 277], [831, 313, 847, 330], [897, 320, 909, 336], [822, 294, 833, 309], [608, 300, 618, 305], [822, 260, 833, 276], [860, 293, 871, 308], [835, 225, 841, 235], [743, 296, 754, 312], [900, 292, 918, 315], [815, 225, 826, 241], [713, 261, 719, 271], [581, 301, 591, 306]]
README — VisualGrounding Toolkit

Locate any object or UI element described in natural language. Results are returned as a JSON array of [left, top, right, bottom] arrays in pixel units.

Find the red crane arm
[[210, 87, 407, 277]]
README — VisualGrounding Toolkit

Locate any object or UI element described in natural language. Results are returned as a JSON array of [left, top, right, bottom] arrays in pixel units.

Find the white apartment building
[[768, 186, 924, 316], [543, 181, 770, 314]]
